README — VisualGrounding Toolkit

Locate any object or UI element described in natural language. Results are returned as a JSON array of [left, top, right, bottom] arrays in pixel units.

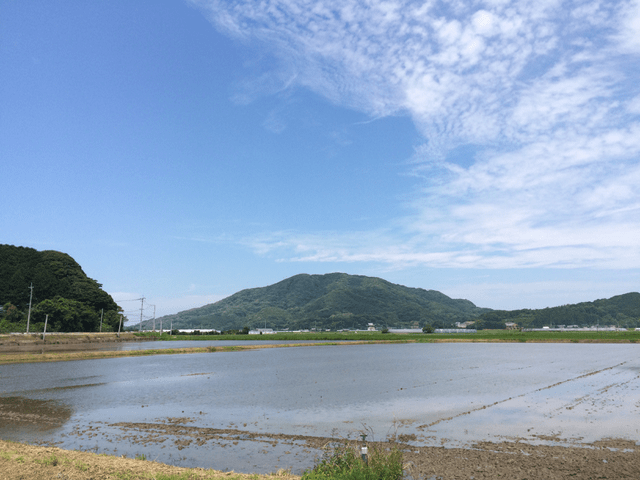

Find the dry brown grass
[[0, 439, 300, 480]]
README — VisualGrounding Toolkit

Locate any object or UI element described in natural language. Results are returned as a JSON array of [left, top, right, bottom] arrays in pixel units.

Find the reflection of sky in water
[[83, 339, 356, 351], [1, 343, 639, 471]]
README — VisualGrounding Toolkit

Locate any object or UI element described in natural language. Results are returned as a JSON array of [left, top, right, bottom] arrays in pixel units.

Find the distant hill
[[0, 244, 122, 332], [150, 273, 490, 331], [475, 292, 640, 329]]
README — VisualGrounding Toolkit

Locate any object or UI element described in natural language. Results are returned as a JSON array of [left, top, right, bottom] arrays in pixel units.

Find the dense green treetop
[[0, 244, 121, 332]]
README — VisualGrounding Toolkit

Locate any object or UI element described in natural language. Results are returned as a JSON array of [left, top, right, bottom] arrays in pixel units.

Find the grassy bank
[[0, 332, 145, 343], [0, 439, 298, 480], [140, 329, 640, 343], [0, 345, 267, 365]]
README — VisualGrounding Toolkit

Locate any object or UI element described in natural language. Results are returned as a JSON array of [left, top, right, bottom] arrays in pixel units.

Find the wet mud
[[61, 419, 640, 479], [0, 396, 73, 431]]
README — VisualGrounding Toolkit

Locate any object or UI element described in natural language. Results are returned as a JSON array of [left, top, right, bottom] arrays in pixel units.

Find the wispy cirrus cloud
[[191, 0, 640, 270]]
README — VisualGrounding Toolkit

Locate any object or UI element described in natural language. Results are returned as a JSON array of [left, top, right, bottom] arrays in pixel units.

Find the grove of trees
[[0, 245, 122, 333], [473, 293, 640, 330]]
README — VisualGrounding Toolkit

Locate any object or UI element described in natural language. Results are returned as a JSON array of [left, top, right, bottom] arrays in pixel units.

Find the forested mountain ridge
[[151, 273, 491, 331], [152, 273, 640, 332], [0, 244, 122, 332], [475, 292, 640, 329]]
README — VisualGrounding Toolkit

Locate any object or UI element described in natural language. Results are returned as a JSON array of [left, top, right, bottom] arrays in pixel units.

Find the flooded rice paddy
[[1, 342, 639, 474], [89, 338, 353, 351]]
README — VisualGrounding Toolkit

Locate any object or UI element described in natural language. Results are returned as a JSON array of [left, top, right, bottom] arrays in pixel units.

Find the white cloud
[[262, 109, 287, 133], [628, 94, 640, 114], [190, 0, 640, 271], [616, 0, 640, 53]]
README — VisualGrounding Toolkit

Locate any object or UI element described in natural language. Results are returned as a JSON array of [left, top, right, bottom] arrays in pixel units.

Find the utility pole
[[139, 297, 145, 332], [26, 283, 34, 333], [99, 308, 104, 333], [151, 305, 156, 332]]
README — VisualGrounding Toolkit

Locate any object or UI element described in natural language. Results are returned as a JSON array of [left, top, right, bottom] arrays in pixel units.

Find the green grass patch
[[303, 441, 403, 480], [34, 453, 71, 466], [154, 329, 640, 344]]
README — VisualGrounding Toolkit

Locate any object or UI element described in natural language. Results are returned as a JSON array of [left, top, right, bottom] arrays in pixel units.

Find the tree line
[[473, 292, 640, 329], [0, 245, 122, 333]]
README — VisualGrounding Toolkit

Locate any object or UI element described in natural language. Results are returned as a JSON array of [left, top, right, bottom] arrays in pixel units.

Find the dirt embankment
[[0, 332, 150, 353], [0, 439, 297, 480]]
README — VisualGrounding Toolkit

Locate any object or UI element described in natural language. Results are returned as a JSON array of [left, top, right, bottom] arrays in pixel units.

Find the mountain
[[475, 292, 640, 329], [150, 273, 490, 331], [0, 244, 122, 332]]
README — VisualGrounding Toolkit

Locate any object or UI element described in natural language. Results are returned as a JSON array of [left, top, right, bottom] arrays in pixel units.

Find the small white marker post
[[42, 314, 48, 341], [360, 434, 368, 464]]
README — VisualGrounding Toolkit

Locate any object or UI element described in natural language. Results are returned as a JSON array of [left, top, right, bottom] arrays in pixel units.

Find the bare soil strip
[[0, 343, 348, 365], [0, 340, 404, 365], [0, 346, 230, 365]]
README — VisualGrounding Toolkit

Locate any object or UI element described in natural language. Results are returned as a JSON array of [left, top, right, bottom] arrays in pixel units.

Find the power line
[[139, 297, 145, 332], [115, 297, 159, 331]]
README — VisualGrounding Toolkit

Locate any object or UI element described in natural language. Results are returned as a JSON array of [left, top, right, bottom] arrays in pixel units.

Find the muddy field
[[2, 395, 639, 479], [83, 420, 640, 479], [1, 428, 638, 479]]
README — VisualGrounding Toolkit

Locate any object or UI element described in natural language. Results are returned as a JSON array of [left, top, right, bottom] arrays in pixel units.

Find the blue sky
[[2, 0, 640, 322]]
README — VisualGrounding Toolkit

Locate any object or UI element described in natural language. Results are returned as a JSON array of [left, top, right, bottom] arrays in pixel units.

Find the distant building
[[455, 321, 475, 329], [367, 323, 376, 331], [505, 322, 518, 330], [175, 329, 220, 334], [249, 328, 275, 335]]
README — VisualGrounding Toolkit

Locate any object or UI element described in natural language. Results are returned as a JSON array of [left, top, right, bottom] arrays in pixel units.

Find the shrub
[[303, 441, 403, 480]]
